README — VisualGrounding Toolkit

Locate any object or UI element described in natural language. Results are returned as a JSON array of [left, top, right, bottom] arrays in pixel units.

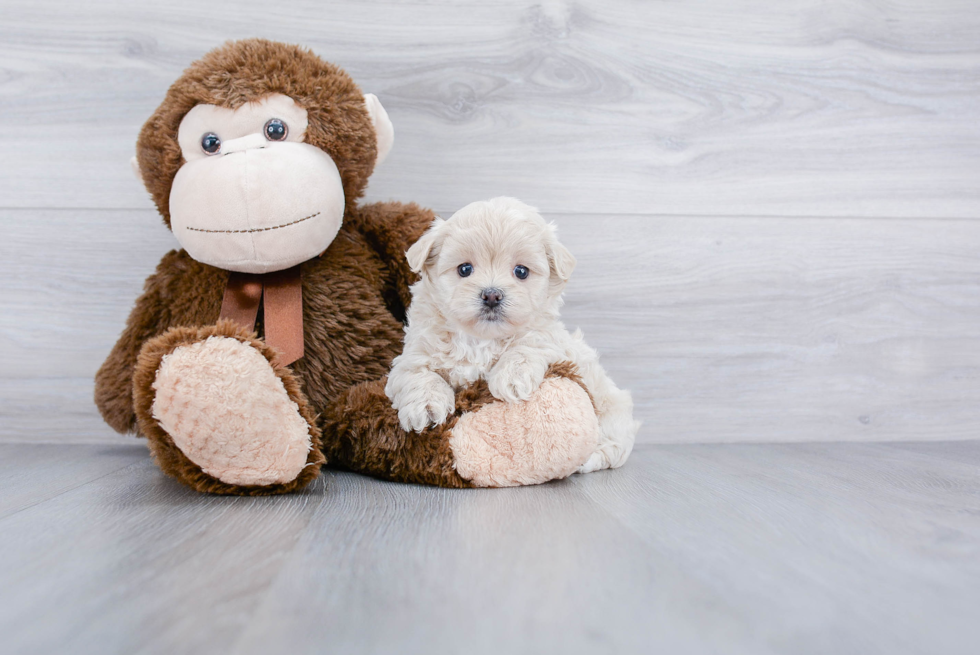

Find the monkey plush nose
[[481, 288, 504, 308], [221, 133, 268, 155]]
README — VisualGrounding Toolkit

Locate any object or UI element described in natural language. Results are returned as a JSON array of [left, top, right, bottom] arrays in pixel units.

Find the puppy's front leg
[[386, 367, 455, 433], [487, 348, 550, 404]]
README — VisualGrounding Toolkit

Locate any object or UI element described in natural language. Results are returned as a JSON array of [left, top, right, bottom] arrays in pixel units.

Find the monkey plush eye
[[457, 263, 473, 277], [201, 133, 221, 155], [264, 118, 288, 141], [514, 265, 529, 280]]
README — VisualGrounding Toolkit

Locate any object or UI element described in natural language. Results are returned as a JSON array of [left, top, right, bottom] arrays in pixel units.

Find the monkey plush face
[[170, 93, 345, 273], [133, 40, 394, 274]]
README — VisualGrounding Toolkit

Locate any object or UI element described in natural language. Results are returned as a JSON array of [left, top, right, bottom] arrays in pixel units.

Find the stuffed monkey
[[95, 39, 600, 494]]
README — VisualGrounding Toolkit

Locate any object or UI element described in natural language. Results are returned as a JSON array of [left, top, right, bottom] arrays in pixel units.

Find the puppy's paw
[[577, 451, 608, 474], [576, 430, 637, 474], [396, 383, 455, 433], [487, 359, 546, 404]]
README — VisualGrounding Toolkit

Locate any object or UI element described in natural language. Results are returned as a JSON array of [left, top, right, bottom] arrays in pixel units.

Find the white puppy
[[385, 197, 638, 473]]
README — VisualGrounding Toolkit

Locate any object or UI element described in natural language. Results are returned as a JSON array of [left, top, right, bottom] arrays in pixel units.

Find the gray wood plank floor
[[1, 441, 978, 655]]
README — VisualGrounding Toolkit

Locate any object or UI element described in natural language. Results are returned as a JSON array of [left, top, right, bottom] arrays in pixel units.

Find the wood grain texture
[[3, 6, 978, 653], [0, 451, 325, 655], [2, 2, 979, 444], [1, 442, 978, 654], [0, 443, 145, 519], [571, 442, 980, 655], [4, 208, 979, 444], [0, 0, 978, 217], [554, 213, 980, 443]]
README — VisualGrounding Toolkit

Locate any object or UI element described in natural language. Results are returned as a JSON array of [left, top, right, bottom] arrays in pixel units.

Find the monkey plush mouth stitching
[[185, 211, 321, 234]]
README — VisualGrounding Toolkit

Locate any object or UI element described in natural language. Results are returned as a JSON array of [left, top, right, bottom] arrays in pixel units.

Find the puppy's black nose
[[481, 288, 503, 309]]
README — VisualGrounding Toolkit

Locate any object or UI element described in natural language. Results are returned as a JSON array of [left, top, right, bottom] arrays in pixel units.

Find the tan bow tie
[[218, 265, 305, 367]]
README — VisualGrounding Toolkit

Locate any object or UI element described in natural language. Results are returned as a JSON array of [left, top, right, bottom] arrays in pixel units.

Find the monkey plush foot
[[448, 363, 599, 487], [323, 362, 597, 488], [133, 321, 324, 495]]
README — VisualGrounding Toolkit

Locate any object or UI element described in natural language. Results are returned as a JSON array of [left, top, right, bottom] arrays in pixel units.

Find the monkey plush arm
[[349, 201, 439, 318], [94, 252, 181, 434]]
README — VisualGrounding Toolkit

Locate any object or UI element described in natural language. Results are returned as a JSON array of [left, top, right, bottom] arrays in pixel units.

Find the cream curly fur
[[385, 196, 638, 473]]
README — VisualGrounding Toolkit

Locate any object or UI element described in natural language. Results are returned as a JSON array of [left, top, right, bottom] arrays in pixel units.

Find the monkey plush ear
[[406, 218, 446, 276], [363, 93, 394, 166], [130, 155, 143, 184]]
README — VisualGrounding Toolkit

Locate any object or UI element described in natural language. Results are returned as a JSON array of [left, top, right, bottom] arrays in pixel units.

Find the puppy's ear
[[546, 226, 576, 283], [406, 218, 446, 276]]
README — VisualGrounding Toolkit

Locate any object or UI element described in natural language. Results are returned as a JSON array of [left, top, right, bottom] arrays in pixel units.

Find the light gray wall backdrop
[[2, 0, 979, 444]]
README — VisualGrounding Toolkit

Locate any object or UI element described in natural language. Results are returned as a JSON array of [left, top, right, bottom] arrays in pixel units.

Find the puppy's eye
[[457, 263, 473, 277], [201, 133, 221, 155], [264, 118, 288, 141], [513, 265, 529, 280]]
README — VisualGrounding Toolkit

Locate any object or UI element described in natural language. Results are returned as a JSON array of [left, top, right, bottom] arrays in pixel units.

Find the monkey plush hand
[[94, 40, 600, 494]]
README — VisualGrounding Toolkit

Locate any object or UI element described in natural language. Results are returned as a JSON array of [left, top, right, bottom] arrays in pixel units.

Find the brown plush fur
[[543, 361, 596, 410], [136, 39, 380, 226], [93, 40, 447, 493], [96, 252, 228, 433], [132, 320, 325, 495], [94, 201, 434, 437], [321, 379, 472, 488]]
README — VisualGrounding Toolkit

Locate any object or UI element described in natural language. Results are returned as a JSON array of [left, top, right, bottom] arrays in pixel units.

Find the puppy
[[385, 197, 638, 472]]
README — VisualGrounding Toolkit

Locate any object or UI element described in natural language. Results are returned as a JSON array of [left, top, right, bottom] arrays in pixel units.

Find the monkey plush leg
[[448, 363, 599, 487], [132, 321, 324, 495], [322, 363, 598, 488]]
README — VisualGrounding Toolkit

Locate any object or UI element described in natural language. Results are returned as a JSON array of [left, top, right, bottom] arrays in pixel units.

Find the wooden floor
[[1, 441, 978, 655]]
